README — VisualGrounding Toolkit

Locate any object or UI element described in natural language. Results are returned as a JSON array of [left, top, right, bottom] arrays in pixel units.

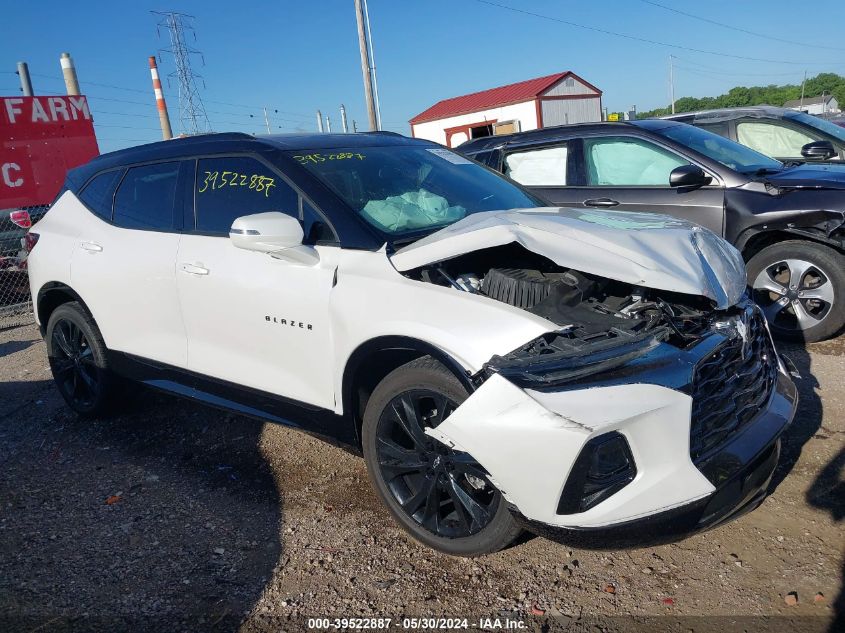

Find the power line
[[638, 0, 845, 53], [21, 70, 316, 122], [674, 65, 805, 79], [471, 0, 833, 65]]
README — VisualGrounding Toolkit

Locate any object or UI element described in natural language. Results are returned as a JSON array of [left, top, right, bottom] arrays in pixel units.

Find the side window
[[584, 137, 688, 186], [195, 156, 297, 234], [504, 145, 568, 186], [78, 170, 124, 221], [113, 162, 180, 230], [736, 121, 818, 158], [696, 121, 730, 138], [301, 199, 335, 244]]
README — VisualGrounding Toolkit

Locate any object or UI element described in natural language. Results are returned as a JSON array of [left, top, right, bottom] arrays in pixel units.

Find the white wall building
[[410, 71, 602, 147], [783, 94, 840, 116]]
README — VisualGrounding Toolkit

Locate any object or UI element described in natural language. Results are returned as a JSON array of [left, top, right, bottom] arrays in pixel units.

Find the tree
[[638, 73, 845, 118]]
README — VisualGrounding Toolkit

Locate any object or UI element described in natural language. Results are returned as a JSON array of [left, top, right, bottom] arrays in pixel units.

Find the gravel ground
[[0, 319, 842, 633]]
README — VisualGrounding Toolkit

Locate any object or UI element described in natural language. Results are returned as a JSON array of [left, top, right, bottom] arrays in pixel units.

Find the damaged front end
[[390, 209, 798, 536], [401, 239, 746, 390]]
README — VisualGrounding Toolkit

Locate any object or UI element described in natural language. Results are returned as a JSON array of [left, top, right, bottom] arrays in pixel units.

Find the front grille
[[689, 309, 778, 461]]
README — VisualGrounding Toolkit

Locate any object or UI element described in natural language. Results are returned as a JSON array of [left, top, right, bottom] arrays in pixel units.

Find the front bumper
[[426, 349, 797, 541], [517, 385, 788, 548]]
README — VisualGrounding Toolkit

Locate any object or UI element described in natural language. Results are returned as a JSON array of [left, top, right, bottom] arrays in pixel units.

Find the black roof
[[68, 131, 431, 189]]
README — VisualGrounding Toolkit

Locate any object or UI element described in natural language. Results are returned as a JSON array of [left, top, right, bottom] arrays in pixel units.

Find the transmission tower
[[153, 11, 211, 135]]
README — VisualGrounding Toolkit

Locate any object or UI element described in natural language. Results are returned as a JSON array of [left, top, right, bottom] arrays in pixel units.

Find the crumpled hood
[[390, 208, 747, 309], [762, 163, 845, 190]]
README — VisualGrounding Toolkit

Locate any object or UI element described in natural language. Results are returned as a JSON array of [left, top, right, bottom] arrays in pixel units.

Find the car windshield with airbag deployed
[[287, 147, 540, 241]]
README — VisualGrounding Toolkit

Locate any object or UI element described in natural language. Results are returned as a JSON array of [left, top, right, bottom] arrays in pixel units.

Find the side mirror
[[229, 212, 319, 265], [669, 164, 712, 189], [800, 140, 836, 160]]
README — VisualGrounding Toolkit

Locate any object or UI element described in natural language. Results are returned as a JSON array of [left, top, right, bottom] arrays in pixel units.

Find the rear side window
[[78, 170, 123, 221], [195, 156, 298, 234], [505, 146, 568, 186], [113, 162, 180, 230]]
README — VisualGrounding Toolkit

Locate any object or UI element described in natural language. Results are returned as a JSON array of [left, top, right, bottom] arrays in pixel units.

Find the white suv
[[28, 132, 797, 556]]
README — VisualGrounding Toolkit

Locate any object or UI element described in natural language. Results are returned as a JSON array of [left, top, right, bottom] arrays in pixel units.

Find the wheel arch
[[341, 336, 476, 446], [36, 282, 95, 337], [738, 228, 845, 262]]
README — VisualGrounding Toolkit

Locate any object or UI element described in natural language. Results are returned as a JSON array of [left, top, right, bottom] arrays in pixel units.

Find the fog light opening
[[557, 432, 637, 514]]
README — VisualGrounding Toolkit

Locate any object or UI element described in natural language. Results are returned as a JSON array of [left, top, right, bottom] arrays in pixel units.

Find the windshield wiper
[[752, 167, 784, 176]]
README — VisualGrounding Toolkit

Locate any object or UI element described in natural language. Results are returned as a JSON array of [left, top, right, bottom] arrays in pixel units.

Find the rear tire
[[747, 240, 845, 342], [45, 301, 118, 417], [362, 356, 521, 556]]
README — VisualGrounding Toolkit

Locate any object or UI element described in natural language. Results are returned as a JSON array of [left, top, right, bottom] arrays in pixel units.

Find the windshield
[[288, 146, 540, 237], [789, 112, 845, 143], [650, 123, 784, 174]]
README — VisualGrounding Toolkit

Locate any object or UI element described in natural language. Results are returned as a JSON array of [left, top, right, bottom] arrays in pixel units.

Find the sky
[[3, 0, 845, 153]]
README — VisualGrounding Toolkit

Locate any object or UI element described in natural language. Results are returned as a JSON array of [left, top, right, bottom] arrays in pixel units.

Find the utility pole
[[669, 55, 675, 115], [354, 0, 378, 131], [153, 11, 211, 135], [340, 104, 349, 133], [316, 110, 324, 132], [16, 62, 33, 96], [60, 53, 80, 96], [263, 107, 271, 133], [148, 56, 173, 140], [800, 70, 807, 110], [362, 0, 382, 130]]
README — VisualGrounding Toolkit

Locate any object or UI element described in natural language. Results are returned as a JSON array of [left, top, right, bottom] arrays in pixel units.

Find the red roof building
[[409, 71, 602, 147]]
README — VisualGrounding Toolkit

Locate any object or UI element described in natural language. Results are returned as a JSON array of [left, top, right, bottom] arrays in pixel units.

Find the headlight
[[484, 330, 664, 389]]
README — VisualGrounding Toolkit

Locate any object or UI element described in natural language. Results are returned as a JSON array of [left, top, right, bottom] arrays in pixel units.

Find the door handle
[[79, 241, 103, 253], [179, 262, 209, 276], [584, 198, 620, 208]]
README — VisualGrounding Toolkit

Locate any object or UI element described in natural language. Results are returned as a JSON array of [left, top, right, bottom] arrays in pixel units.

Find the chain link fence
[[0, 205, 48, 331]]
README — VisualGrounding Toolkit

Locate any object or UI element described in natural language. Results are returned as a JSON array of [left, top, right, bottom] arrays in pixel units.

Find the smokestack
[[17, 62, 33, 96], [325, 115, 332, 133], [60, 52, 80, 95], [149, 56, 173, 140], [316, 110, 324, 133], [340, 104, 349, 133]]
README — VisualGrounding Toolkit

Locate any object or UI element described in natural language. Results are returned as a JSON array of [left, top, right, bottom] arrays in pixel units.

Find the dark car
[[459, 120, 845, 342], [1, 207, 44, 305], [662, 106, 845, 164]]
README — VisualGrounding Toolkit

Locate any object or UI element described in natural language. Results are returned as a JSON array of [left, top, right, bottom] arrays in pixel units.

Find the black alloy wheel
[[362, 356, 521, 556], [50, 317, 101, 409], [375, 389, 499, 539], [45, 301, 117, 416]]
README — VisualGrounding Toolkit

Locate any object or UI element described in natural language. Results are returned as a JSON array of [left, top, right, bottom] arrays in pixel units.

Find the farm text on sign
[[3, 96, 92, 124], [1, 95, 99, 209]]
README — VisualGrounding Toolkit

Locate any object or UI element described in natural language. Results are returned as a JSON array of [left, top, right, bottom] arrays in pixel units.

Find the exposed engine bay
[[403, 243, 744, 386]]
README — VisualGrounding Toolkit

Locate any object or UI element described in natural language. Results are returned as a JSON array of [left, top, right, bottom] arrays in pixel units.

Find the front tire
[[45, 301, 117, 417], [362, 357, 521, 556], [747, 240, 845, 342]]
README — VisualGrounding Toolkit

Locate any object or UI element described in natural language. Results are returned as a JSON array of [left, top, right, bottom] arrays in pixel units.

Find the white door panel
[[176, 235, 337, 409], [70, 218, 187, 366]]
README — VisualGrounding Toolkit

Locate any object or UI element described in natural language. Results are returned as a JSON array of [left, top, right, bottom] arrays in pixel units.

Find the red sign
[[1, 95, 100, 208]]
